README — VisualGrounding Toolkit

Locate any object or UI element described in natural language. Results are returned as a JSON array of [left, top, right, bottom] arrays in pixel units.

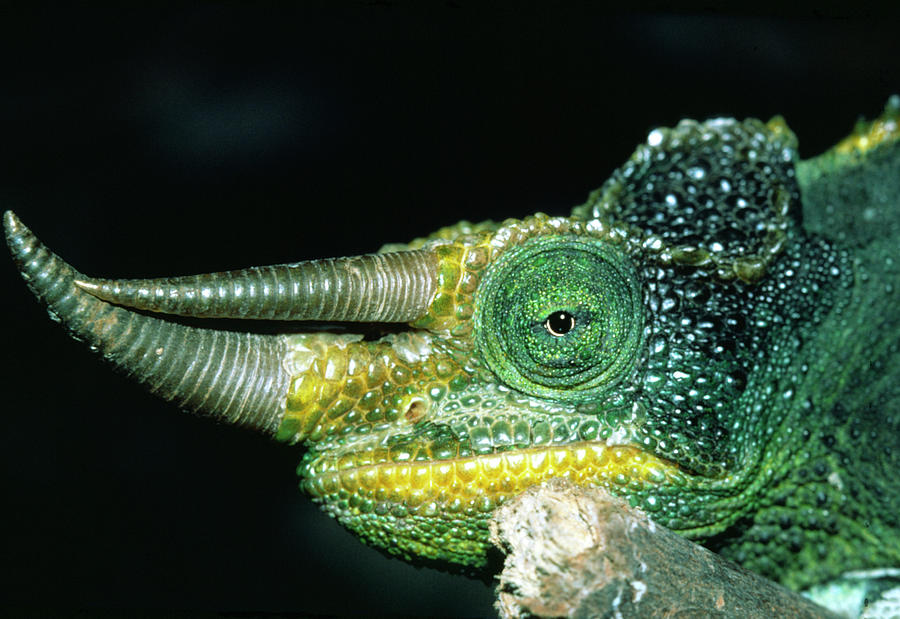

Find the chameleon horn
[[4, 211, 291, 434], [73, 246, 438, 323]]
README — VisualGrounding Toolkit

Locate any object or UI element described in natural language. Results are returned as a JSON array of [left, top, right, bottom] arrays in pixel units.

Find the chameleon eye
[[474, 236, 643, 402], [544, 310, 575, 336]]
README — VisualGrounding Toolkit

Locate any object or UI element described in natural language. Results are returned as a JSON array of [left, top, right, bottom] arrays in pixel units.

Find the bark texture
[[489, 478, 842, 619]]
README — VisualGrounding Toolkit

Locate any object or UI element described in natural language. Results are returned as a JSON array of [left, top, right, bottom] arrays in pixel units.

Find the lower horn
[[5, 211, 291, 434]]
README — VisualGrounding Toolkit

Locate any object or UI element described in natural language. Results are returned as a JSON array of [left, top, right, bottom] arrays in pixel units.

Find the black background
[[1, 4, 898, 617]]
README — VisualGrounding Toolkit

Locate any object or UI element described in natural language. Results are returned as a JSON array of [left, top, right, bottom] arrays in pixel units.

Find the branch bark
[[489, 478, 842, 618]]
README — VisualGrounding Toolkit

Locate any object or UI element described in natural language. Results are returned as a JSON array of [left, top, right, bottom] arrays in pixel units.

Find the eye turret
[[474, 236, 643, 402]]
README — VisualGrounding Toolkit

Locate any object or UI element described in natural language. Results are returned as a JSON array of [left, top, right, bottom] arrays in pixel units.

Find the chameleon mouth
[[302, 440, 685, 518]]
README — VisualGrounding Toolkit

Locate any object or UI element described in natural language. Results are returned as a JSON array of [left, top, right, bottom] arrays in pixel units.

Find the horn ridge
[[73, 250, 438, 323]]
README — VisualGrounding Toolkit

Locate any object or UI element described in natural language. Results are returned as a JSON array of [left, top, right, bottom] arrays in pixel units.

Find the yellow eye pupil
[[544, 311, 575, 337]]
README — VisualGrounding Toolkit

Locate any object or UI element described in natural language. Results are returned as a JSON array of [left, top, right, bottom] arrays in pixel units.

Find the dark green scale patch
[[700, 230, 899, 588], [632, 262, 760, 477], [712, 401, 899, 590], [574, 117, 798, 275]]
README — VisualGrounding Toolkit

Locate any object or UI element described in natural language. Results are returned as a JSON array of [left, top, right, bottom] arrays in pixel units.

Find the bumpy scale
[[7, 99, 900, 597]]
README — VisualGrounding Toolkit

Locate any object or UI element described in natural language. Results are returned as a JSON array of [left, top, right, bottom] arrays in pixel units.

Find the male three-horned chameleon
[[7, 98, 900, 616]]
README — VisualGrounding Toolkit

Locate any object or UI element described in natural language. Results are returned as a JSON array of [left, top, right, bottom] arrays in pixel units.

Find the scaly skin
[[7, 100, 900, 593]]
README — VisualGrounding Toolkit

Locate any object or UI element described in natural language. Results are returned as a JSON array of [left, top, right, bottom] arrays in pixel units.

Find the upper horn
[[74, 250, 438, 323]]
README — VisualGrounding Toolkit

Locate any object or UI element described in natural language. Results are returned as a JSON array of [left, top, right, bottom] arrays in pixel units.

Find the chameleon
[[6, 98, 900, 609]]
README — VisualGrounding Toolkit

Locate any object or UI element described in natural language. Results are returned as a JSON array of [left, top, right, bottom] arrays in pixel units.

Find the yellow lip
[[303, 440, 684, 517]]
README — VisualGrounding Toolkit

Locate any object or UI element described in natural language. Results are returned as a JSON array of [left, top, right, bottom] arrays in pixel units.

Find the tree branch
[[489, 478, 842, 618]]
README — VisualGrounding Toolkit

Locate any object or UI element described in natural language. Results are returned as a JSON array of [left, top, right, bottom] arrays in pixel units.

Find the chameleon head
[[7, 114, 828, 567]]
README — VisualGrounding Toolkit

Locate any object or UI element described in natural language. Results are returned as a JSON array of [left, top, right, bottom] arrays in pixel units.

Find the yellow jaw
[[303, 441, 683, 520]]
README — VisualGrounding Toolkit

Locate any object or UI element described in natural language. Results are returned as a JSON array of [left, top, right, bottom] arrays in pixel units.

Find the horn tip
[[4, 210, 37, 263], [74, 278, 100, 294], [3, 209, 23, 239]]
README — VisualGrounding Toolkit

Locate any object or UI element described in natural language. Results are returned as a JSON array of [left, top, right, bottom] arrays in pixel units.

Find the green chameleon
[[6, 98, 900, 608]]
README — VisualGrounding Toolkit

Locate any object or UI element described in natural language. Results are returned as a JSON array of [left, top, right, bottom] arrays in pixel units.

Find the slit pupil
[[544, 311, 575, 336]]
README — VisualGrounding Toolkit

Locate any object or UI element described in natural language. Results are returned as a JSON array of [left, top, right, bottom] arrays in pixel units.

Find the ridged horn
[[4, 211, 291, 434], [73, 249, 438, 323]]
